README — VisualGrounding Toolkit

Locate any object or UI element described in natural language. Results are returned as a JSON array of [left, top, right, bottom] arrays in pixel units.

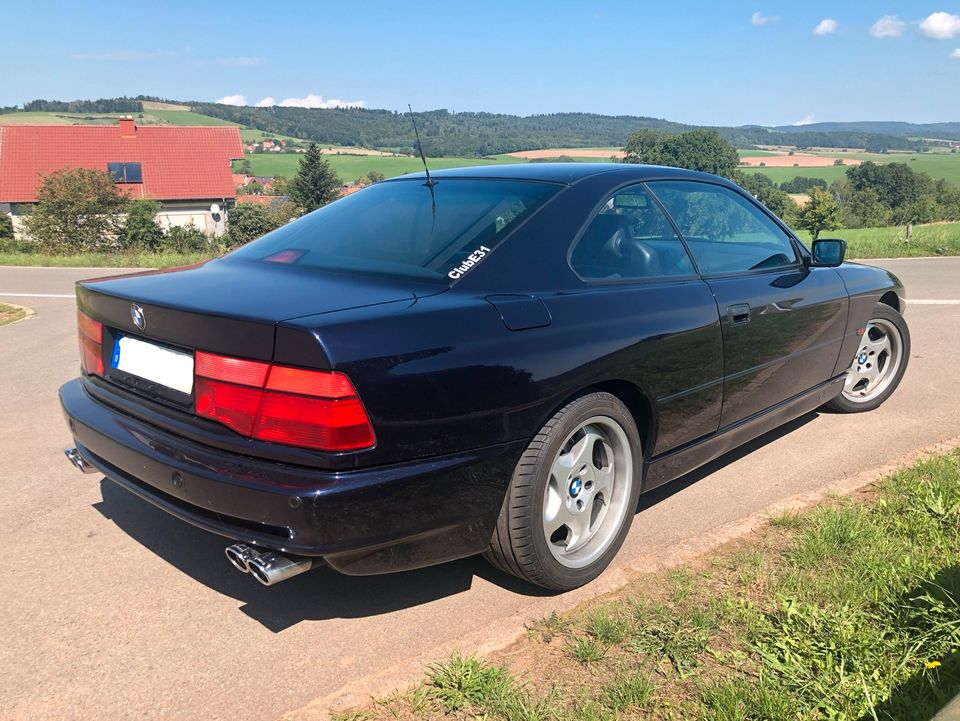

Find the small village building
[[0, 118, 244, 238]]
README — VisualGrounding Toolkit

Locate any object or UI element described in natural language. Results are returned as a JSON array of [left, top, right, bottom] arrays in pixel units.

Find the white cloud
[[813, 18, 839, 36], [870, 15, 906, 38], [215, 94, 247, 106], [920, 11, 960, 39], [793, 114, 815, 126], [751, 11, 775, 26], [951, 48, 960, 59], [217, 56, 262, 67], [216, 93, 367, 109], [258, 93, 366, 109]]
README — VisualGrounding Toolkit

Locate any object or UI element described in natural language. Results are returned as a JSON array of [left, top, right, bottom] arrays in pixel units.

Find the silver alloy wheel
[[841, 317, 903, 403], [542, 415, 634, 569]]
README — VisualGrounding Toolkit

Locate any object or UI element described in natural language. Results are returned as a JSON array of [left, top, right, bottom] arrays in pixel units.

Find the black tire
[[484, 391, 643, 591], [825, 303, 910, 413]]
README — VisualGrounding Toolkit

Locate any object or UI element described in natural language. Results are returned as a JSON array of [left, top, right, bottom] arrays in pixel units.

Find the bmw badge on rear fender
[[60, 163, 908, 591]]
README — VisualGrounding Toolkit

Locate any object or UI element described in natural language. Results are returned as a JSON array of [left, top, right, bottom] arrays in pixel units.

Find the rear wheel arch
[[591, 379, 656, 456]]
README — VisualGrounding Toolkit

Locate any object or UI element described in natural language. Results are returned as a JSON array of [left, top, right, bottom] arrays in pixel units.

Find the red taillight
[[194, 351, 375, 452], [77, 310, 104, 376]]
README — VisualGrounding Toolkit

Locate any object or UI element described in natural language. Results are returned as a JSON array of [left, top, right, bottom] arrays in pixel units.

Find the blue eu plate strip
[[111, 334, 122, 369]]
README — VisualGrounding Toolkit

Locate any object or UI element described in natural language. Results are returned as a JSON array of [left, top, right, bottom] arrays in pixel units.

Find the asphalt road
[[2, 259, 959, 721]]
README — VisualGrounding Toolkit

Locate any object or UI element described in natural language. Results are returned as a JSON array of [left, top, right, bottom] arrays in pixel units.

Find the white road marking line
[[909, 300, 960, 305]]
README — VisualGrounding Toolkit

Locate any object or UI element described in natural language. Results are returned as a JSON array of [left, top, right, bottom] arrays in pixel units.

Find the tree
[[622, 128, 670, 165], [622, 129, 740, 180], [740, 173, 795, 222], [289, 143, 341, 213], [271, 176, 290, 195], [366, 170, 386, 184], [120, 199, 164, 249], [239, 158, 253, 175], [846, 188, 891, 228], [846, 162, 933, 214], [663, 130, 741, 179], [797, 187, 842, 239], [23, 168, 128, 252]]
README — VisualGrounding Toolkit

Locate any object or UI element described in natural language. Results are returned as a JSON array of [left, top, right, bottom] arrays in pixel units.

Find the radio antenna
[[408, 104, 436, 188]]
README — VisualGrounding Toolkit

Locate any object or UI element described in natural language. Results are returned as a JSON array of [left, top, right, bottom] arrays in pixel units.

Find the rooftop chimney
[[118, 117, 136, 138]]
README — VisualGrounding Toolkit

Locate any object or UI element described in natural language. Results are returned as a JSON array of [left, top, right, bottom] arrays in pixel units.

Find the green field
[[239, 153, 527, 182], [794, 221, 960, 258], [745, 151, 960, 185]]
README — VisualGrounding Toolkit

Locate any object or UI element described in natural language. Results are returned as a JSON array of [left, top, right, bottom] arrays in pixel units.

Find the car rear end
[[60, 175, 561, 584]]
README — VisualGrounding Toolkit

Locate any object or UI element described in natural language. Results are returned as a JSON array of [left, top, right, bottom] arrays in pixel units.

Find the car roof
[[389, 162, 727, 185]]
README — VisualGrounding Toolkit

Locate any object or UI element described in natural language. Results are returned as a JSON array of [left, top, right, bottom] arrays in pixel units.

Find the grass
[[0, 250, 215, 268], [0, 302, 27, 326], [337, 449, 960, 720], [795, 221, 960, 258]]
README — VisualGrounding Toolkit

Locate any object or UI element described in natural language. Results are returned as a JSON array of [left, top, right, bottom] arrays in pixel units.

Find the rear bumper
[[60, 378, 524, 575]]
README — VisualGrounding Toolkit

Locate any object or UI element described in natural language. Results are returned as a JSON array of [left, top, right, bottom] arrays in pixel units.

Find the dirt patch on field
[[507, 148, 626, 159], [740, 154, 862, 168]]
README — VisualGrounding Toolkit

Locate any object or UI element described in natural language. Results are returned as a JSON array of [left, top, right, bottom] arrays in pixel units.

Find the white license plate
[[111, 335, 194, 395]]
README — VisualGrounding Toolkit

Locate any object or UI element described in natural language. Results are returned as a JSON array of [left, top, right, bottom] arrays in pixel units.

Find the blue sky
[[2, 1, 958, 125]]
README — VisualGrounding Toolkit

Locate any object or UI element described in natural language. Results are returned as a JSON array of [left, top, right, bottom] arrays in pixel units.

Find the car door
[[566, 183, 724, 455], [647, 179, 848, 428]]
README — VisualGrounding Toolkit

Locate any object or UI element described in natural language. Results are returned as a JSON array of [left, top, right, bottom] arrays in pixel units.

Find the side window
[[570, 184, 695, 281], [647, 181, 798, 275]]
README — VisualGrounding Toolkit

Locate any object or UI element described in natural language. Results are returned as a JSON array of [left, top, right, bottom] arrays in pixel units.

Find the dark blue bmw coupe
[[60, 163, 909, 590]]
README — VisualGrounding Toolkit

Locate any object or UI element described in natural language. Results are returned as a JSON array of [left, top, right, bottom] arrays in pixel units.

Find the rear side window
[[648, 181, 797, 275], [228, 178, 560, 283], [570, 184, 694, 281]]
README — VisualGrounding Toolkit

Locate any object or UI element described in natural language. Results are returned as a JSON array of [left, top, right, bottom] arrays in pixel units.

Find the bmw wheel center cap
[[569, 478, 583, 497]]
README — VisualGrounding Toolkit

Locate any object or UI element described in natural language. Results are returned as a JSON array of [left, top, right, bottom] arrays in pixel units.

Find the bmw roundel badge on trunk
[[130, 303, 145, 330]]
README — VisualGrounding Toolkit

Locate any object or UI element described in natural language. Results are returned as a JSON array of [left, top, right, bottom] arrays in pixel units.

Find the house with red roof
[[0, 118, 244, 238]]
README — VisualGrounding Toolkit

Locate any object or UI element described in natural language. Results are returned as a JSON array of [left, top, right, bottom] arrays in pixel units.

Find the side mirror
[[810, 238, 846, 267]]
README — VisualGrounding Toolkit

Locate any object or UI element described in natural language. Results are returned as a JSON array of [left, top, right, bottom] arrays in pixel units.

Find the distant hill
[[772, 121, 960, 141], [183, 101, 925, 156], [4, 96, 956, 156]]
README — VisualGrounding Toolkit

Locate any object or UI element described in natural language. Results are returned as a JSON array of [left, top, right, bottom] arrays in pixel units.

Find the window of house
[[107, 162, 143, 183]]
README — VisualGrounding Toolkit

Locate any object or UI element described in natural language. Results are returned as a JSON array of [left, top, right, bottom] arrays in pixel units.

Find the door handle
[[727, 304, 751, 325]]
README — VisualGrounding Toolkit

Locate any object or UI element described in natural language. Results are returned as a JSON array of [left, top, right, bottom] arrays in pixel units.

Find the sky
[[1, 1, 958, 126]]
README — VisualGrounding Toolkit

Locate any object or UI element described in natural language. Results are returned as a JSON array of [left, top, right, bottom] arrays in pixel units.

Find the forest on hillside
[[1, 96, 930, 156], [186, 101, 922, 156]]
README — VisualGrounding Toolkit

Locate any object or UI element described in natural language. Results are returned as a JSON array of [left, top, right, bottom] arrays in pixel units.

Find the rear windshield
[[227, 178, 560, 283]]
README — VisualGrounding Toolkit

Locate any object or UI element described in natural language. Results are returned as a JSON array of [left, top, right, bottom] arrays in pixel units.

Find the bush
[[119, 199, 164, 250], [0, 213, 13, 240], [22, 168, 128, 253], [165, 225, 210, 253], [226, 203, 283, 246]]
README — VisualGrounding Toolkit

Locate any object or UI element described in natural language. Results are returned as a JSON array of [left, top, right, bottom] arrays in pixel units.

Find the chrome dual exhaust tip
[[65, 447, 98, 474], [225, 543, 315, 586]]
